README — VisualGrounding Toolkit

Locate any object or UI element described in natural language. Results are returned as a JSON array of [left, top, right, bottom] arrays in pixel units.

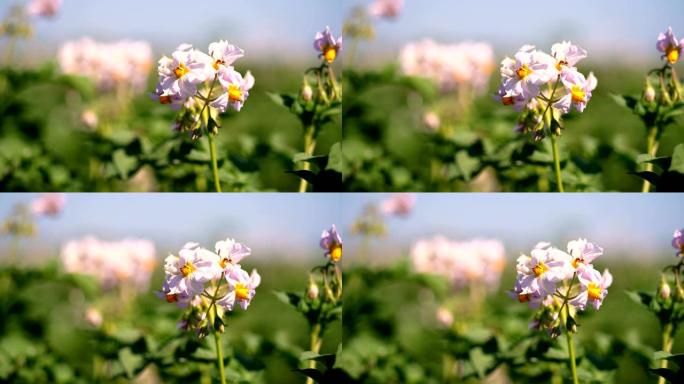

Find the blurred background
[[0, 193, 344, 383], [341, 192, 684, 383], [0, 0, 343, 192], [352, 0, 684, 65], [342, 0, 684, 191]]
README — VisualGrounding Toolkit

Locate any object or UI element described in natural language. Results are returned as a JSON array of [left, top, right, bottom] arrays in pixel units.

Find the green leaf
[[326, 142, 343, 173], [469, 347, 494, 379], [294, 368, 323, 382], [669, 144, 684, 174], [112, 149, 137, 179], [455, 150, 480, 181], [625, 290, 653, 308], [118, 347, 143, 379]]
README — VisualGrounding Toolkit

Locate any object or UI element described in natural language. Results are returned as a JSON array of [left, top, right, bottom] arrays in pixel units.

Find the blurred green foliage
[[342, 64, 684, 191], [0, 259, 341, 383], [0, 62, 341, 191], [340, 259, 684, 383]]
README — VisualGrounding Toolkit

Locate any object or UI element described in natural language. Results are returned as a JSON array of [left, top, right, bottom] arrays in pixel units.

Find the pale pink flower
[[411, 236, 505, 292], [400, 39, 494, 94], [368, 0, 403, 19], [58, 38, 153, 93], [26, 0, 61, 18], [569, 266, 612, 311], [217, 265, 261, 311], [31, 193, 65, 216], [380, 193, 416, 217]]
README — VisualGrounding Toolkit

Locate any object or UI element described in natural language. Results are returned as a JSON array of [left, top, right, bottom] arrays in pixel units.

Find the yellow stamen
[[180, 262, 195, 277], [532, 262, 547, 277], [213, 59, 224, 71], [555, 60, 568, 71], [587, 282, 602, 301], [516, 64, 533, 80], [174, 62, 189, 79], [235, 283, 250, 300], [323, 46, 337, 63], [571, 85, 586, 103], [228, 85, 242, 102], [572, 258, 582, 269], [220, 257, 229, 269], [330, 245, 342, 262], [666, 46, 680, 64]]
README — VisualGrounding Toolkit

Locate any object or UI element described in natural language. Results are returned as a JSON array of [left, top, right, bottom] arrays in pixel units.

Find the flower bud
[[436, 307, 454, 327], [422, 112, 440, 132], [85, 307, 103, 327], [301, 83, 313, 102], [644, 80, 656, 103], [659, 275, 671, 300], [307, 278, 319, 300]]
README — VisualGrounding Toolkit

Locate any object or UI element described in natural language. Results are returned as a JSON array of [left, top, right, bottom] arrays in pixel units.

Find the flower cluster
[[320, 225, 343, 263], [411, 236, 506, 291], [30, 193, 65, 217], [313, 26, 343, 64], [400, 39, 495, 94], [26, 0, 61, 18], [152, 41, 254, 138], [368, 0, 403, 20], [511, 239, 612, 334], [657, 27, 683, 64], [160, 238, 260, 334], [58, 38, 153, 93], [61, 236, 156, 291], [496, 42, 596, 137]]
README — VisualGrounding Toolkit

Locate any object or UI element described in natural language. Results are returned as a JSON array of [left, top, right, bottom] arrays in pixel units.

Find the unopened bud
[[85, 308, 103, 327], [302, 84, 313, 102], [659, 275, 671, 300], [422, 112, 440, 132], [436, 307, 454, 327], [644, 81, 656, 103], [307, 279, 319, 300]]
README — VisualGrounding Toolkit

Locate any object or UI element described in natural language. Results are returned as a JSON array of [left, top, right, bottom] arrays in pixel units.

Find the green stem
[[305, 324, 322, 384], [208, 133, 222, 192], [642, 126, 659, 192], [298, 125, 316, 193], [214, 331, 227, 384], [550, 133, 564, 192], [564, 305, 579, 384], [657, 323, 674, 384]]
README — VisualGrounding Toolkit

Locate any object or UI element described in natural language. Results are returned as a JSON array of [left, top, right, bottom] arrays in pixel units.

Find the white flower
[[215, 238, 251, 269], [216, 265, 261, 311], [163, 243, 220, 295]]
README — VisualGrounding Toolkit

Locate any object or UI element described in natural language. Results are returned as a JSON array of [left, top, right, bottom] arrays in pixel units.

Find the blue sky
[[341, 193, 683, 261], [1, 193, 681, 264], [0, 193, 343, 261], [6, 0, 682, 62], [359, 0, 684, 61], [9, 0, 344, 62]]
